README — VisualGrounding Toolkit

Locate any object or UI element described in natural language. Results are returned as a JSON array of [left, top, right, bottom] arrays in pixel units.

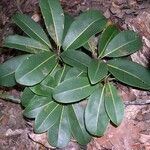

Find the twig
[[0, 90, 150, 106], [124, 99, 150, 106], [0, 92, 20, 104]]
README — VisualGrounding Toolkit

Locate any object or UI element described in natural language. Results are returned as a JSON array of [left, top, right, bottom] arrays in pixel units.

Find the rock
[[114, 0, 127, 5], [31, 13, 41, 22], [139, 134, 150, 144], [61, 141, 80, 150], [28, 132, 55, 149], [29, 132, 80, 150], [5, 129, 24, 136], [125, 8, 135, 14], [110, 4, 121, 15], [104, 9, 111, 18], [110, 2, 125, 18], [127, 0, 137, 7], [126, 10, 150, 67], [87, 105, 145, 150]]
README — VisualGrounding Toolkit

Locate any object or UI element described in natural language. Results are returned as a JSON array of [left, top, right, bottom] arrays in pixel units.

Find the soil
[[0, 0, 150, 150]]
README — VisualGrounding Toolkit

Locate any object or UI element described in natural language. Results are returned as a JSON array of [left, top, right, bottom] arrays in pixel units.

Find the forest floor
[[0, 0, 150, 150]]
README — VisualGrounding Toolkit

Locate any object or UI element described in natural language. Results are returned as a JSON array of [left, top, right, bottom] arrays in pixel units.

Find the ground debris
[[0, 0, 150, 150]]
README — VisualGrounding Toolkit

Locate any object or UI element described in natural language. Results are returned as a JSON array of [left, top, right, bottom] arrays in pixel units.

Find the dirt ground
[[0, 0, 150, 150]]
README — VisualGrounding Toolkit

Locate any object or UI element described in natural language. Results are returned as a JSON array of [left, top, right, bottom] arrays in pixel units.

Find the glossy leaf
[[63, 14, 74, 41], [85, 86, 109, 136], [21, 87, 35, 107], [34, 101, 62, 133], [30, 74, 56, 97], [68, 104, 91, 145], [63, 10, 107, 51], [107, 59, 150, 90], [13, 13, 51, 48], [98, 24, 120, 57], [83, 36, 97, 52], [53, 77, 98, 103], [61, 50, 91, 71], [88, 60, 108, 84], [49, 64, 61, 77], [101, 31, 142, 58], [4, 35, 50, 53], [47, 106, 71, 148], [0, 54, 31, 87], [54, 65, 71, 84], [23, 96, 51, 118], [104, 82, 124, 126], [15, 52, 56, 86], [64, 67, 86, 80], [39, 0, 64, 46]]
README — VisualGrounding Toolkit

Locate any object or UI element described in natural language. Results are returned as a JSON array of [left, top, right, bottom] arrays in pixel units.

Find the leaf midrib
[[103, 37, 137, 57], [64, 53, 88, 68], [57, 106, 65, 144], [108, 64, 146, 84], [58, 65, 67, 84], [108, 83, 118, 124], [93, 62, 101, 81], [99, 30, 118, 57], [65, 17, 105, 50], [8, 41, 49, 52], [47, 1, 59, 46], [26, 100, 50, 115], [71, 105, 87, 142], [42, 84, 54, 90], [16, 16, 51, 48], [17, 54, 55, 81], [95, 86, 105, 132], [0, 71, 14, 78], [56, 84, 90, 96], [36, 102, 60, 131]]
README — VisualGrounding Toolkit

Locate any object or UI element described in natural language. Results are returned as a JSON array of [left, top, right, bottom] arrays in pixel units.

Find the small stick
[[124, 99, 150, 106], [0, 92, 20, 104]]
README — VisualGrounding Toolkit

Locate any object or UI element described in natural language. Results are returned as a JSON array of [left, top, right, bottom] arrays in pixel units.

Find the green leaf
[[39, 0, 64, 46], [23, 96, 51, 118], [21, 87, 35, 107], [64, 67, 86, 80], [68, 104, 91, 145], [15, 52, 56, 86], [63, 14, 74, 41], [63, 10, 107, 51], [0, 54, 31, 87], [83, 36, 97, 52], [47, 106, 71, 148], [104, 82, 124, 126], [30, 65, 70, 96], [53, 77, 98, 103], [88, 60, 108, 84], [85, 86, 109, 136], [13, 13, 52, 48], [34, 101, 62, 133], [49, 63, 61, 77], [61, 50, 91, 71], [30, 74, 56, 97], [107, 58, 150, 90], [101, 31, 143, 58], [3, 35, 50, 53], [54, 65, 71, 84], [98, 24, 120, 57]]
